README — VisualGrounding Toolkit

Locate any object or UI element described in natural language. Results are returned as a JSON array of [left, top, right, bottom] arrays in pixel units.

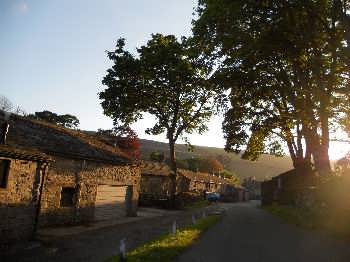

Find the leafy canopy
[[193, 0, 350, 170], [97, 127, 140, 159], [100, 34, 220, 143], [28, 110, 80, 129]]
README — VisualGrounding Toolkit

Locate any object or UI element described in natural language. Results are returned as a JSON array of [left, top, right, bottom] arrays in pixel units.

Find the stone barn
[[0, 112, 140, 243], [139, 161, 173, 205], [139, 161, 192, 205], [139, 161, 237, 205], [0, 145, 50, 244], [261, 169, 318, 206]]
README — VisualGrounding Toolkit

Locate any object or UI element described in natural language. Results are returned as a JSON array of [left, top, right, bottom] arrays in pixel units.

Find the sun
[[328, 141, 350, 160]]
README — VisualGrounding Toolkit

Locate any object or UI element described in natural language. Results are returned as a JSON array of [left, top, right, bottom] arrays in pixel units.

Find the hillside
[[140, 139, 293, 181]]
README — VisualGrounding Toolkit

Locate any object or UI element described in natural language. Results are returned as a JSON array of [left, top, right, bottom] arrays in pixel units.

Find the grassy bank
[[263, 204, 350, 240], [184, 199, 209, 210], [108, 215, 221, 262]]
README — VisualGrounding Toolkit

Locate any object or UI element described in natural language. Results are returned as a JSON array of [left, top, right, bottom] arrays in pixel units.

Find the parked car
[[206, 192, 220, 202]]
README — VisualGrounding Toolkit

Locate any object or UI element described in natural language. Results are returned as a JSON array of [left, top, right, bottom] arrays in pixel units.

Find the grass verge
[[262, 204, 350, 240], [184, 200, 210, 210], [108, 215, 221, 262]]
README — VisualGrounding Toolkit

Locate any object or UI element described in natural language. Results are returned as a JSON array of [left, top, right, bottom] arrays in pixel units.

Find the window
[[0, 160, 10, 188], [60, 187, 75, 207]]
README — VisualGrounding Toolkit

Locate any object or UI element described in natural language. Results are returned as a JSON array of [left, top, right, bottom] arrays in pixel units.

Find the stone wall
[[39, 156, 140, 227], [0, 157, 42, 244], [261, 169, 318, 206], [188, 180, 209, 192], [140, 175, 171, 198]]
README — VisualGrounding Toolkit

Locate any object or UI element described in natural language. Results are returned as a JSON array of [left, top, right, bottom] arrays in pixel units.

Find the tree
[[221, 169, 240, 184], [14, 106, 26, 116], [198, 158, 224, 174], [193, 0, 350, 175], [150, 151, 165, 162], [28, 110, 80, 129], [28, 110, 59, 124], [57, 114, 80, 128], [97, 127, 141, 159], [0, 96, 27, 116], [100, 34, 220, 204], [114, 127, 141, 159], [335, 154, 350, 175], [187, 157, 201, 172], [0, 96, 13, 112]]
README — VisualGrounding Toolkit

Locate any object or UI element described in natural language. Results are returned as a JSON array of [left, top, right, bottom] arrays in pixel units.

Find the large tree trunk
[[168, 137, 177, 208], [315, 96, 331, 175], [304, 126, 331, 176], [284, 126, 312, 173]]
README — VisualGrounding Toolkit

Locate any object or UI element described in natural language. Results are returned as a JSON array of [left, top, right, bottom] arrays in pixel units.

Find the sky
[[0, 0, 349, 159], [0, 0, 225, 148]]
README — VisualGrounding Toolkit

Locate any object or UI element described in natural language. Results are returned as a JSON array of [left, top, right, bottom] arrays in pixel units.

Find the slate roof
[[140, 161, 171, 176], [1, 111, 132, 164], [178, 169, 229, 185], [140, 160, 234, 185], [0, 144, 51, 162]]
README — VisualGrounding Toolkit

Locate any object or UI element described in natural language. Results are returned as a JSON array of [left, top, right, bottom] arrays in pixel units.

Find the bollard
[[192, 214, 196, 224], [202, 211, 206, 219], [172, 220, 177, 235], [119, 238, 126, 261]]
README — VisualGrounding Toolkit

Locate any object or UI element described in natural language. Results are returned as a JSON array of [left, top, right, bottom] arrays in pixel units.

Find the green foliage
[[108, 215, 221, 262], [178, 157, 224, 174], [28, 110, 80, 129], [100, 34, 220, 141], [221, 169, 240, 184], [193, 0, 350, 173], [100, 34, 222, 203], [184, 199, 209, 210], [186, 157, 201, 172], [175, 158, 189, 169], [150, 151, 165, 163], [263, 203, 350, 239]]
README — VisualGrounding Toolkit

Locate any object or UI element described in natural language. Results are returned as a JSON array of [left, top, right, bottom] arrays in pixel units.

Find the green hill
[[140, 139, 293, 181]]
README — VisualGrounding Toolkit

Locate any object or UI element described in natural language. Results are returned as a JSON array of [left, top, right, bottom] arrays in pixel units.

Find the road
[[2, 205, 220, 262], [178, 201, 350, 262]]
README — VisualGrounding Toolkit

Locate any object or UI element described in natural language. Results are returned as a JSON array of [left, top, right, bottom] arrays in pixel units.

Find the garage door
[[94, 185, 128, 221]]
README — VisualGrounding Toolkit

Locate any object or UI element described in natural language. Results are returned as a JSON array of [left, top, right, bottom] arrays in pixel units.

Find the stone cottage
[[0, 112, 140, 243], [139, 161, 237, 205]]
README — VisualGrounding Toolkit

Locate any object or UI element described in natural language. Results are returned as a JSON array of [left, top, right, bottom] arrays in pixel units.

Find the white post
[[119, 238, 126, 261], [202, 211, 206, 219], [172, 220, 177, 235], [192, 214, 196, 224]]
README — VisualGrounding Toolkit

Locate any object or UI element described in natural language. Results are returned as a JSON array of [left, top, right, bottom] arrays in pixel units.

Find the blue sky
[[0, 0, 226, 148], [1, 0, 348, 159]]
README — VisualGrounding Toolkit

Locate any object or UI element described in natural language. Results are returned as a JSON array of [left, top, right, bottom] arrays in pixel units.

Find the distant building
[[242, 177, 262, 200], [139, 161, 240, 205]]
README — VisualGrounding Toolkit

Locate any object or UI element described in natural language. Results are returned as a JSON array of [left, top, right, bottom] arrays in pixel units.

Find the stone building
[[0, 112, 140, 243], [139, 161, 237, 205], [261, 169, 317, 206], [139, 161, 190, 205], [0, 145, 50, 244]]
